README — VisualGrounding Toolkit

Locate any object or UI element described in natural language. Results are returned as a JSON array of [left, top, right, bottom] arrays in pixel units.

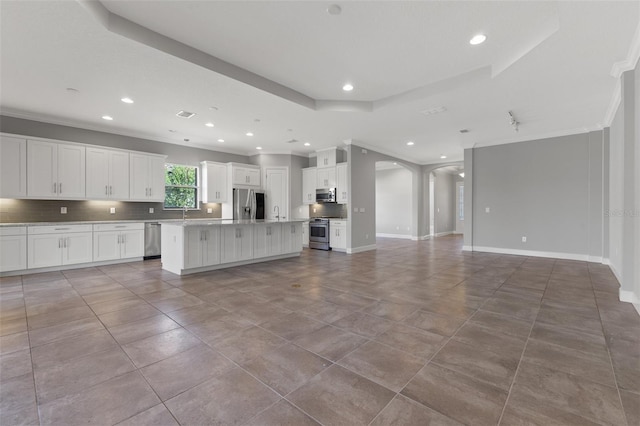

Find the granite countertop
[[0, 219, 186, 227], [162, 218, 308, 227]]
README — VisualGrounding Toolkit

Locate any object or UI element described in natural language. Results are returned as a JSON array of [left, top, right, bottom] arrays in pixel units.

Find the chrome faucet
[[273, 205, 280, 221]]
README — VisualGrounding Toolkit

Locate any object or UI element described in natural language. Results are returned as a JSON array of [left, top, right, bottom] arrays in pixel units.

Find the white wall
[[375, 167, 412, 237], [434, 169, 456, 235]]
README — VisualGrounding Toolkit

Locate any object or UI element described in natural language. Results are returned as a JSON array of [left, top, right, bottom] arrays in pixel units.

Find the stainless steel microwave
[[316, 188, 336, 203]]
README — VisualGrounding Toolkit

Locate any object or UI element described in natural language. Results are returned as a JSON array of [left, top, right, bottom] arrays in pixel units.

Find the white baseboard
[[609, 262, 623, 284], [347, 244, 377, 254], [376, 233, 413, 240], [411, 235, 430, 241], [602, 258, 611, 265], [470, 246, 591, 262], [462, 245, 473, 251], [435, 231, 454, 237], [587, 256, 604, 263], [619, 290, 640, 315]]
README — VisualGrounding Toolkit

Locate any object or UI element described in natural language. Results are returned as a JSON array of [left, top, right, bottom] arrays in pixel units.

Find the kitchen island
[[160, 219, 305, 275]]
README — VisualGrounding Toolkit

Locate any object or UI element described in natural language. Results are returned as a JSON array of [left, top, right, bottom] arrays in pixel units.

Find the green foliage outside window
[[164, 164, 198, 209]]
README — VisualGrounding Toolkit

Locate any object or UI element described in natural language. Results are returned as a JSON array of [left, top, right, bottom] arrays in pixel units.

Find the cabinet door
[[129, 153, 149, 200], [148, 155, 166, 201], [184, 227, 204, 269], [202, 227, 220, 266], [0, 136, 27, 198], [86, 148, 110, 199], [93, 231, 120, 262], [220, 226, 241, 263], [336, 164, 348, 204], [247, 168, 260, 187], [316, 168, 336, 189], [110, 151, 130, 200], [302, 168, 316, 204], [282, 223, 302, 253], [120, 230, 144, 259], [203, 162, 228, 203], [63, 232, 93, 265], [213, 163, 228, 202], [27, 140, 57, 198], [28, 234, 62, 268], [268, 224, 282, 256], [0, 235, 27, 272], [253, 225, 268, 258], [57, 144, 86, 198], [232, 167, 248, 186], [238, 225, 253, 261]]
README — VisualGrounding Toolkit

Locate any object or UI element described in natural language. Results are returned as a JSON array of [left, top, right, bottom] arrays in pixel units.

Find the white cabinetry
[[184, 226, 220, 269], [330, 220, 347, 252], [316, 148, 337, 168], [201, 161, 228, 203], [220, 225, 253, 262], [93, 223, 144, 262], [302, 221, 309, 247], [27, 140, 85, 199], [27, 225, 93, 269], [281, 222, 303, 254], [302, 167, 317, 204], [230, 164, 260, 187], [130, 153, 166, 201], [86, 147, 130, 200], [0, 136, 27, 198], [316, 167, 336, 189], [336, 163, 348, 204], [0, 227, 27, 272], [254, 223, 282, 258]]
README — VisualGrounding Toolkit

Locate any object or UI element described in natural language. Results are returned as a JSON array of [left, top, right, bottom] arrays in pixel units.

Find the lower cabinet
[[330, 220, 347, 252], [93, 223, 144, 262], [254, 223, 282, 258], [282, 222, 303, 254], [184, 226, 220, 269], [220, 225, 253, 263], [0, 227, 27, 272], [28, 225, 93, 269], [302, 221, 309, 247]]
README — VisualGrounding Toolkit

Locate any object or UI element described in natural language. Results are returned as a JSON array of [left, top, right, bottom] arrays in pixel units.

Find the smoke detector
[[420, 106, 447, 116]]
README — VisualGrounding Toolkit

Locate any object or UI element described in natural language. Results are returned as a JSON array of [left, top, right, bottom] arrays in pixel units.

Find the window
[[164, 164, 199, 209]]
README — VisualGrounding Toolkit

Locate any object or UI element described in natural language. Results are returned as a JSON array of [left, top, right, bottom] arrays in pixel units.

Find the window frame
[[163, 163, 200, 210]]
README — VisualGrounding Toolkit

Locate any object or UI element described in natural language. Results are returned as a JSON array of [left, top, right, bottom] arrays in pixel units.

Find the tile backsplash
[[0, 199, 222, 223], [309, 203, 348, 218]]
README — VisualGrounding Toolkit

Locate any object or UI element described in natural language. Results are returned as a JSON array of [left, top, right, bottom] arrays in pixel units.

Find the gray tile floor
[[1, 235, 639, 425]]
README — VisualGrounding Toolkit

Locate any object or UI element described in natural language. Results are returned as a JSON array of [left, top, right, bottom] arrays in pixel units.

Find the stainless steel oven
[[309, 218, 331, 250]]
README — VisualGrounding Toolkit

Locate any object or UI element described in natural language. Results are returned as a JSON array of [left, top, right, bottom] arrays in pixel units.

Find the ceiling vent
[[285, 139, 299, 144], [176, 110, 196, 118], [459, 129, 469, 133], [420, 106, 447, 116]]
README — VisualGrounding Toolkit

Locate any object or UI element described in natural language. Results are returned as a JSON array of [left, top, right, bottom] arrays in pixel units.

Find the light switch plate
[[149, 208, 154, 214], [360, 208, 365, 213], [110, 207, 116, 214], [485, 207, 490, 213], [207, 208, 213, 214], [353, 207, 358, 213], [60, 207, 67, 214]]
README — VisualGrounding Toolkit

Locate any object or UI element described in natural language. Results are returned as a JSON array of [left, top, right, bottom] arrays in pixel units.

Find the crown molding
[[602, 79, 622, 128], [610, 19, 640, 78], [473, 126, 599, 148]]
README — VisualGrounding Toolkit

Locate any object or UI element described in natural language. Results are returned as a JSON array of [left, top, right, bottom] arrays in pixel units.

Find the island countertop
[[160, 218, 307, 226]]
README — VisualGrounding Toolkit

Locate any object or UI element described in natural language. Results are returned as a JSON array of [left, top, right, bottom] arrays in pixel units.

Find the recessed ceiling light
[[406, 141, 414, 146], [393, 162, 397, 165], [256, 147, 262, 150], [470, 34, 487, 45], [121, 97, 134, 104], [342, 83, 354, 92], [246, 132, 254, 136], [304, 142, 311, 146], [205, 122, 214, 127], [327, 4, 342, 15], [102, 115, 113, 121], [217, 139, 224, 143], [176, 110, 195, 118], [440, 155, 447, 159]]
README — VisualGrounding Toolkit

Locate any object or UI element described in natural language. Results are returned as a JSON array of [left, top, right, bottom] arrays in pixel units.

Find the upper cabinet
[[302, 167, 316, 205], [129, 153, 166, 202], [27, 140, 85, 199], [316, 167, 336, 189], [316, 147, 337, 168], [201, 161, 228, 203], [230, 163, 261, 187], [86, 147, 129, 200], [336, 163, 348, 204], [0, 136, 27, 198]]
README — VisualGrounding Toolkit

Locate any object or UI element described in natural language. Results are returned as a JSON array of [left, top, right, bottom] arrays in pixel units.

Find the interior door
[[264, 167, 289, 220]]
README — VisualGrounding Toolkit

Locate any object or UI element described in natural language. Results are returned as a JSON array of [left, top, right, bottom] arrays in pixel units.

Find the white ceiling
[[1, 1, 638, 164]]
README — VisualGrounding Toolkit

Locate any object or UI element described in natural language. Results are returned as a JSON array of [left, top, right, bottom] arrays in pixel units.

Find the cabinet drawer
[[0, 227, 27, 237], [330, 220, 346, 227], [28, 224, 93, 235], [93, 223, 144, 232]]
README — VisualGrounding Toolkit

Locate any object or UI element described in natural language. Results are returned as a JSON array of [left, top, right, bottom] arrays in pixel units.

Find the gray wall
[[375, 167, 412, 236], [472, 132, 605, 257], [0, 116, 249, 165], [433, 169, 456, 234]]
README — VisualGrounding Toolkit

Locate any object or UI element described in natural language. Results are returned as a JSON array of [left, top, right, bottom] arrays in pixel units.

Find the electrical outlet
[[353, 207, 358, 213], [207, 208, 213, 214], [110, 207, 116, 214], [522, 236, 527, 243], [360, 207, 365, 213], [486, 207, 490, 213], [149, 207, 154, 214], [60, 207, 67, 214]]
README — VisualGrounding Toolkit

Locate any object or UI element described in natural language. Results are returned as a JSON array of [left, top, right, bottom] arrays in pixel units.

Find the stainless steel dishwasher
[[144, 222, 161, 259]]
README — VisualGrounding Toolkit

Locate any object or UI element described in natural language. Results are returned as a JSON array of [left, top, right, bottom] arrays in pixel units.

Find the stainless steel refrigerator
[[232, 188, 265, 220]]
